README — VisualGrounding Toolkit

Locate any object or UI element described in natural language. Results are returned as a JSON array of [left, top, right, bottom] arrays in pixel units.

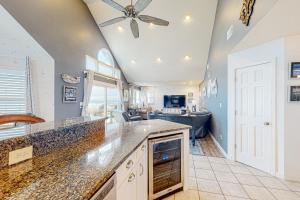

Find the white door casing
[[235, 61, 276, 174]]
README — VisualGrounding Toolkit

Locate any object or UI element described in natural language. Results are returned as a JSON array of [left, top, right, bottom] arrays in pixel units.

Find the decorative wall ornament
[[210, 78, 218, 96], [207, 81, 211, 98], [202, 86, 207, 97], [62, 74, 81, 84], [240, 0, 256, 26]]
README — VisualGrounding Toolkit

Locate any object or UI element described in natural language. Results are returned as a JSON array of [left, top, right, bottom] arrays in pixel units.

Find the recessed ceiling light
[[184, 15, 192, 23], [131, 60, 136, 64], [117, 26, 124, 32], [156, 57, 162, 63], [184, 56, 191, 61]]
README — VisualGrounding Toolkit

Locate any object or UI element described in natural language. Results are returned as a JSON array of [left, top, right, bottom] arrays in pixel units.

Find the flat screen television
[[164, 95, 186, 108]]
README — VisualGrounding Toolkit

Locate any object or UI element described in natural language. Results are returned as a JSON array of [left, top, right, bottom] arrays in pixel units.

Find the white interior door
[[235, 62, 274, 173]]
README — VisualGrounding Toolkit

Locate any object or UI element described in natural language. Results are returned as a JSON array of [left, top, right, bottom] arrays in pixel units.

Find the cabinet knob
[[128, 173, 135, 183], [141, 144, 146, 151], [126, 160, 134, 169]]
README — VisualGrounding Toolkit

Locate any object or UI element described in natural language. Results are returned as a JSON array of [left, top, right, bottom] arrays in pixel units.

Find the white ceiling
[[84, 0, 218, 86]]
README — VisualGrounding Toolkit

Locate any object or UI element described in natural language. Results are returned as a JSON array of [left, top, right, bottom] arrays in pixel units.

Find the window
[[98, 48, 115, 67], [87, 85, 106, 118], [107, 87, 120, 120], [86, 55, 121, 79], [84, 49, 122, 122], [86, 82, 121, 123]]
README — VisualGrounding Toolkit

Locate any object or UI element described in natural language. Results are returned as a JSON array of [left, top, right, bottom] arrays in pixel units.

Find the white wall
[[228, 39, 286, 178], [284, 35, 300, 181], [229, 36, 300, 182], [0, 5, 54, 121], [229, 0, 300, 182], [142, 85, 200, 111]]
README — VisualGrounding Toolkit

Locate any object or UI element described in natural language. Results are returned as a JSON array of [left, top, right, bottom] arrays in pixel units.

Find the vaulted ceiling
[[84, 0, 218, 85]]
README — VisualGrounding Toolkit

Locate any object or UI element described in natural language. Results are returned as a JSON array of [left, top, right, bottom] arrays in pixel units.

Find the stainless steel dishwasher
[[90, 174, 116, 200]]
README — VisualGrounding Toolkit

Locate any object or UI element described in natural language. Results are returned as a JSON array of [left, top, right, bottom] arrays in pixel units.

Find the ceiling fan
[[99, 0, 170, 38]]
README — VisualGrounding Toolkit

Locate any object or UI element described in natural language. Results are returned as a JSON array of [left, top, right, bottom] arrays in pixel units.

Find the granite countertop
[[0, 119, 191, 200], [0, 116, 105, 141]]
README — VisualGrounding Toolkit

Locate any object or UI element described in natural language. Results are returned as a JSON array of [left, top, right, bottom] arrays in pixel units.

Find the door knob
[[264, 122, 271, 126]]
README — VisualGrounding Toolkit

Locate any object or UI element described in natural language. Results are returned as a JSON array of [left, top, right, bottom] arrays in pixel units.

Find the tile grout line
[[224, 158, 294, 200], [191, 154, 300, 200], [191, 155, 201, 200], [206, 156, 227, 199], [224, 159, 252, 199]]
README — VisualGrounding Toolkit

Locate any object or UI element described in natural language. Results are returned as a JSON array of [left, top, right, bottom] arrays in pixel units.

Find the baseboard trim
[[209, 133, 228, 158]]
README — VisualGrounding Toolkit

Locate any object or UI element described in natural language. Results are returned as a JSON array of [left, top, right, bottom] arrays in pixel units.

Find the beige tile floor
[[162, 154, 300, 200]]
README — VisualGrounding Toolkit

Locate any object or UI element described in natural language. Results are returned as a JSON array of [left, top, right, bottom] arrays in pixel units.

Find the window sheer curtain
[[117, 80, 125, 112], [81, 70, 95, 116]]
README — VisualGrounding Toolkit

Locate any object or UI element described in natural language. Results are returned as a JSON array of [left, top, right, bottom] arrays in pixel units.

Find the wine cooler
[[148, 133, 184, 200]]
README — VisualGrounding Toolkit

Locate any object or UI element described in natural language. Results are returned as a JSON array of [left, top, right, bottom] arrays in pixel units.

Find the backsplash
[[0, 117, 106, 168]]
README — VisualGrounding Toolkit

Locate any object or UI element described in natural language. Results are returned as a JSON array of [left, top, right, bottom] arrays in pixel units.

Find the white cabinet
[[117, 170, 137, 200], [117, 140, 148, 200], [137, 141, 148, 200]]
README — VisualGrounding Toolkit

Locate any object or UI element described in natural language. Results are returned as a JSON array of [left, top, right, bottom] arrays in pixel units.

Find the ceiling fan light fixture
[[100, 0, 169, 38]]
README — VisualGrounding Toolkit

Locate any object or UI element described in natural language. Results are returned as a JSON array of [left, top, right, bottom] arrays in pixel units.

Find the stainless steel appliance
[[149, 133, 184, 200], [90, 174, 116, 200]]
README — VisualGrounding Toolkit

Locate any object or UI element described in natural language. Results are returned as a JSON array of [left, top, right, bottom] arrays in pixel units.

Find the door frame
[[228, 58, 277, 175]]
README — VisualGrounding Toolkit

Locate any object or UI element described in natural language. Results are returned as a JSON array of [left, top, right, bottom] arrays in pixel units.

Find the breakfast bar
[[0, 118, 190, 200]]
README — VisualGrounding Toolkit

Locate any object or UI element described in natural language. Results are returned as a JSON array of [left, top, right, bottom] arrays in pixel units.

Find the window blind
[[0, 57, 27, 115]]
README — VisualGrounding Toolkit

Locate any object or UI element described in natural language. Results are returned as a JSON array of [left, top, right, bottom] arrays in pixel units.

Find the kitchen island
[[0, 118, 190, 200]]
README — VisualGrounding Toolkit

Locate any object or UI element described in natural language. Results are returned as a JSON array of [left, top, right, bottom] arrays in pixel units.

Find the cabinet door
[[117, 170, 137, 200], [137, 153, 148, 200]]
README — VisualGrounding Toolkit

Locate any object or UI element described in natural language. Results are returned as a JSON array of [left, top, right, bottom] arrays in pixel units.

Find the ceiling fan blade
[[134, 0, 152, 13], [138, 15, 169, 26], [130, 19, 139, 38], [99, 17, 127, 27], [102, 0, 126, 13]]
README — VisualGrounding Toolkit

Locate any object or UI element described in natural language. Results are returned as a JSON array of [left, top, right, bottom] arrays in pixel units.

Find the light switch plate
[[9, 146, 33, 165]]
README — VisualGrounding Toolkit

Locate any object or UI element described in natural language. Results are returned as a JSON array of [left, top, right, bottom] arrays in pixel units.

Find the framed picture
[[63, 85, 78, 103], [188, 92, 193, 98], [290, 62, 300, 79], [289, 86, 300, 102]]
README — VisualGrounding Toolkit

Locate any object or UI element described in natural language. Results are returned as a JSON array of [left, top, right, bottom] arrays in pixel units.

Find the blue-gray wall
[[0, 0, 128, 120], [203, 0, 278, 152]]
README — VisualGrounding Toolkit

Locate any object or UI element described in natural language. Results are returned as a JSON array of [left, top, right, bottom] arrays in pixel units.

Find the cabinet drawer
[[116, 151, 136, 188], [136, 140, 147, 161]]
